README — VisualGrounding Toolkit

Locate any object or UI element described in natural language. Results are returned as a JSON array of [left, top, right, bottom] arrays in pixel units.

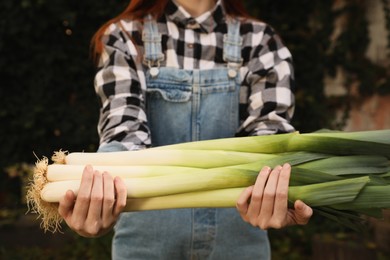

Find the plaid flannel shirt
[[95, 0, 295, 150]]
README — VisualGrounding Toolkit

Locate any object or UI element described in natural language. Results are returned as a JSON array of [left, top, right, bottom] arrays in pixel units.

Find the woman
[[58, 0, 313, 259]]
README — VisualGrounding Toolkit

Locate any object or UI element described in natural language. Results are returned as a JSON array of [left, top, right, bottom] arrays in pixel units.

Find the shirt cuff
[[97, 141, 130, 152]]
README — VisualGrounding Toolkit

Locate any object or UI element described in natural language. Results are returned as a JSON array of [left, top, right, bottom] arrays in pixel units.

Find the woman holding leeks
[[58, 0, 313, 258]]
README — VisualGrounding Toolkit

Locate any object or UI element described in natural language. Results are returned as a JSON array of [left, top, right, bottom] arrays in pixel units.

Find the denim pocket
[[199, 79, 236, 94], [198, 68, 238, 94], [146, 87, 191, 102], [146, 68, 192, 102]]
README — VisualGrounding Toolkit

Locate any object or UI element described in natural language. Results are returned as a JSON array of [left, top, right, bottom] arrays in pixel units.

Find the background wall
[[328, 0, 390, 131]]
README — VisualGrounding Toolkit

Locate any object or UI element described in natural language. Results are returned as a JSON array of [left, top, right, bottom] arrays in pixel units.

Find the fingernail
[[262, 166, 271, 173], [295, 200, 304, 210]]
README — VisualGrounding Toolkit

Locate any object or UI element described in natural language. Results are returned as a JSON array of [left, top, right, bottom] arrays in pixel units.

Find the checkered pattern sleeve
[[237, 23, 296, 136], [94, 23, 151, 150]]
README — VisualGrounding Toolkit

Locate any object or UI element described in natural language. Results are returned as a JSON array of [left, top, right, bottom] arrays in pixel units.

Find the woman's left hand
[[236, 163, 313, 230]]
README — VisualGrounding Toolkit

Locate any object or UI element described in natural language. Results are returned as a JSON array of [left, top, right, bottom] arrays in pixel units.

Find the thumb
[[293, 200, 313, 225], [58, 190, 76, 220]]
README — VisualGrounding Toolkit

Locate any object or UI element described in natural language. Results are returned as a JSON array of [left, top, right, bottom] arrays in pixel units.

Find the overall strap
[[142, 15, 164, 68], [223, 18, 243, 75]]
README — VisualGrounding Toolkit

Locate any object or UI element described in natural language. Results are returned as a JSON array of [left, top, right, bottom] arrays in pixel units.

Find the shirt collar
[[165, 0, 225, 33]]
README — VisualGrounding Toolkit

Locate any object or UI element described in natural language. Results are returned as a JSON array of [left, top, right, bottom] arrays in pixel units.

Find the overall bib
[[112, 18, 270, 260]]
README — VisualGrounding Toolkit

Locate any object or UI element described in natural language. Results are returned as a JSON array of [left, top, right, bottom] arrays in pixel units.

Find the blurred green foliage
[[0, 0, 389, 258], [0, 228, 114, 260], [0, 0, 127, 171]]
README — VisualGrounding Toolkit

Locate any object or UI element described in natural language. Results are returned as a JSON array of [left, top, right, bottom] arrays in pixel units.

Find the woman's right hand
[[58, 165, 127, 237]]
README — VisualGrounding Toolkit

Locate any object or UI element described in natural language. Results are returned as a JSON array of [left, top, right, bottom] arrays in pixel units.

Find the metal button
[[187, 43, 194, 48], [150, 67, 159, 77], [228, 69, 237, 78]]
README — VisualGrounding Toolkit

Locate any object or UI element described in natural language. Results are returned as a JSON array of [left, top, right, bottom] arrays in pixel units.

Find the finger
[[246, 166, 271, 220], [87, 170, 104, 221], [236, 186, 254, 218], [102, 172, 115, 225], [258, 165, 282, 222], [271, 163, 291, 223], [113, 176, 127, 217], [72, 165, 94, 223], [58, 190, 76, 221]]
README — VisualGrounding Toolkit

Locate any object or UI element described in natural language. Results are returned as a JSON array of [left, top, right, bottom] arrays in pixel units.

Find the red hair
[[91, 0, 250, 62]]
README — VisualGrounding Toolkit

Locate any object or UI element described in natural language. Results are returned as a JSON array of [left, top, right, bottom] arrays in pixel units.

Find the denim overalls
[[111, 17, 270, 260]]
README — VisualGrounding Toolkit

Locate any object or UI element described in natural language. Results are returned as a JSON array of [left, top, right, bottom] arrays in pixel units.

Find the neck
[[174, 0, 216, 17]]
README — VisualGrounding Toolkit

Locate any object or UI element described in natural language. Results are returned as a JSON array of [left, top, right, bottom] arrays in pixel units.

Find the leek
[[27, 129, 390, 233]]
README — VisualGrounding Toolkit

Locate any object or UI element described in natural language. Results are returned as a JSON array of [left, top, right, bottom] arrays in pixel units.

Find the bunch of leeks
[[27, 129, 390, 232]]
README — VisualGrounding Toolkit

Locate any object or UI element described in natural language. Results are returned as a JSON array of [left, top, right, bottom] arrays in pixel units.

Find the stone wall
[[343, 94, 390, 131], [327, 0, 390, 132]]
